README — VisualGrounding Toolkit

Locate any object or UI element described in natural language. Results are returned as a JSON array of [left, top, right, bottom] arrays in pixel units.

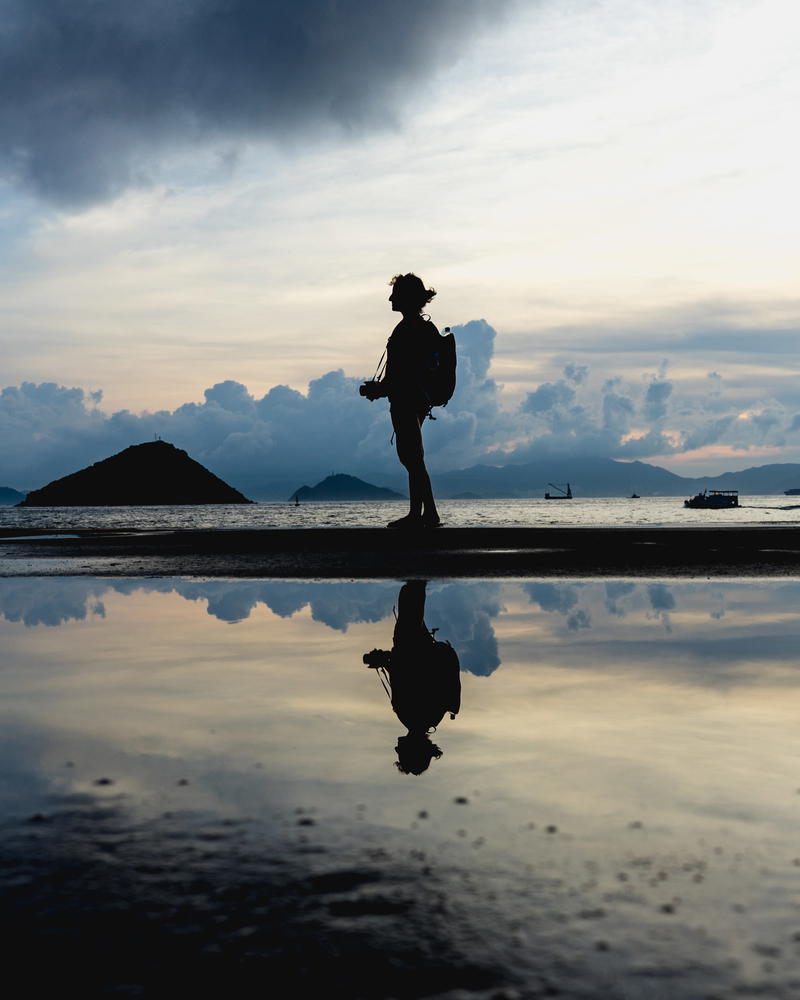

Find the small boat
[[684, 489, 739, 509], [630, 493, 640, 499], [544, 482, 572, 499]]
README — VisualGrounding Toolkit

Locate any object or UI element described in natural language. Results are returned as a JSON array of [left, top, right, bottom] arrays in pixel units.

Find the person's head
[[394, 732, 443, 775], [389, 273, 436, 315]]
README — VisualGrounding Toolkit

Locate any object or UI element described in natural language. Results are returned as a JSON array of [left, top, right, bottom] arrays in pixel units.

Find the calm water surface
[[2, 494, 800, 532], [2, 577, 800, 997]]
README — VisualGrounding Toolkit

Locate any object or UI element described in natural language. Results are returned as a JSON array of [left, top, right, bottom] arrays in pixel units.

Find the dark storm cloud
[[0, 0, 504, 205]]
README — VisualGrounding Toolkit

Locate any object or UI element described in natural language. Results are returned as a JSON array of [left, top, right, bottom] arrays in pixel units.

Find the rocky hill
[[18, 441, 252, 506], [291, 474, 405, 502]]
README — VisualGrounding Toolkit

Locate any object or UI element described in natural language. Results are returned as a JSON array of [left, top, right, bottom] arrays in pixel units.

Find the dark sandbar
[[1, 525, 799, 577]]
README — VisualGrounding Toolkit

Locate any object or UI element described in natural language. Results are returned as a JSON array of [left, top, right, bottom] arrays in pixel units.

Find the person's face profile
[[389, 285, 417, 314]]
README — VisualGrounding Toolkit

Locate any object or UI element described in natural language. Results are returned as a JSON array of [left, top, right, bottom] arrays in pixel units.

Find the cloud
[[0, 320, 510, 493], [563, 363, 589, 385], [0, 0, 505, 206], [643, 379, 673, 423], [6, 311, 800, 493], [521, 380, 575, 416]]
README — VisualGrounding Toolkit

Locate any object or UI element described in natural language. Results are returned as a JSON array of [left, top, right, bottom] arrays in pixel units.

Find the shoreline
[[1, 524, 799, 577]]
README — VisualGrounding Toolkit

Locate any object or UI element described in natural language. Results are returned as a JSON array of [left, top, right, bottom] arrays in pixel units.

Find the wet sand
[[1, 524, 799, 576]]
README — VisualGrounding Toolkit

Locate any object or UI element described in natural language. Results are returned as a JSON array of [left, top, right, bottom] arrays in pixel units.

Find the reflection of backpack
[[423, 327, 457, 410], [428, 633, 461, 719]]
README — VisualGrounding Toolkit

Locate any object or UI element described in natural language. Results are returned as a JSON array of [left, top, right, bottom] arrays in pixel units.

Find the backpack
[[423, 326, 457, 410]]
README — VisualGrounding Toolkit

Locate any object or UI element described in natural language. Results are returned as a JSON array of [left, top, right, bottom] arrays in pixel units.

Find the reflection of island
[[364, 580, 461, 775]]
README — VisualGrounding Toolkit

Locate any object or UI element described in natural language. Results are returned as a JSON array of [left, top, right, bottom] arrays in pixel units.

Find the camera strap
[[372, 346, 387, 382]]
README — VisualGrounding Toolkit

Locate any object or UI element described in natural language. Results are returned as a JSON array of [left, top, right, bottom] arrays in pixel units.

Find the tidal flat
[[2, 577, 800, 998]]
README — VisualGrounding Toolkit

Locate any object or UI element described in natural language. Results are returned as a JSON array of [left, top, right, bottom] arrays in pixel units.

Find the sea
[[1, 494, 799, 532]]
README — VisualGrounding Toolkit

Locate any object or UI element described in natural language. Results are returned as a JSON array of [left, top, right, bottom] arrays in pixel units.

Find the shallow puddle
[[2, 577, 800, 998]]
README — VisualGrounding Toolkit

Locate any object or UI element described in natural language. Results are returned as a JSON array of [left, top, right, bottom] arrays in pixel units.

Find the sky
[[1, 0, 799, 492]]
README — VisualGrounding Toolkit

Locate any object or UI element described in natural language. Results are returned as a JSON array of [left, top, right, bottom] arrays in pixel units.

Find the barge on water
[[684, 489, 739, 509], [545, 482, 572, 500]]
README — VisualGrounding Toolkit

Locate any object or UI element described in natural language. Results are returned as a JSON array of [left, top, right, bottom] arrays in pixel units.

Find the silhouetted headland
[[17, 441, 252, 507], [291, 474, 405, 502]]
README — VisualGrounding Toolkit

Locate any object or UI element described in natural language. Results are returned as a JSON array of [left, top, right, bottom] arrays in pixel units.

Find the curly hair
[[394, 733, 443, 775], [389, 273, 436, 312]]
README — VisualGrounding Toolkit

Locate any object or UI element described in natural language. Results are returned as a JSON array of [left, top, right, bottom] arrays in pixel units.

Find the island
[[0, 486, 26, 506], [17, 441, 252, 506], [290, 474, 405, 502]]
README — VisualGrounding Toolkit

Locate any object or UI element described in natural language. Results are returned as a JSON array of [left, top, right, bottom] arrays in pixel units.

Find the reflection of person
[[363, 580, 460, 774], [360, 273, 441, 529]]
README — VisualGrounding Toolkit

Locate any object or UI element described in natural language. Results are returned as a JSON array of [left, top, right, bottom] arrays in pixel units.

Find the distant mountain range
[[428, 457, 800, 499], [7, 455, 800, 503], [291, 474, 405, 502], [0, 486, 26, 505]]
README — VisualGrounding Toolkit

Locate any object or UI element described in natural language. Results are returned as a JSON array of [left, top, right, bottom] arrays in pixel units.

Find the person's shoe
[[422, 514, 442, 528], [387, 513, 424, 529]]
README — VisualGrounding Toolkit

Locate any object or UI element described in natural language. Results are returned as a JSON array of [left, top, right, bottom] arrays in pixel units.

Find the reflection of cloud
[[0, 579, 504, 676], [0, 578, 399, 630], [646, 582, 675, 632], [523, 582, 594, 634], [523, 582, 581, 616], [157, 580, 398, 630], [647, 583, 675, 613], [566, 609, 591, 632], [604, 581, 636, 618], [426, 582, 503, 677], [0, 578, 108, 626], [6, 579, 800, 693]]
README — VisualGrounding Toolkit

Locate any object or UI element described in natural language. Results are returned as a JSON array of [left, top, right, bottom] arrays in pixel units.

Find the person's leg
[[389, 404, 440, 526], [417, 429, 439, 526], [411, 411, 439, 525], [390, 405, 423, 523]]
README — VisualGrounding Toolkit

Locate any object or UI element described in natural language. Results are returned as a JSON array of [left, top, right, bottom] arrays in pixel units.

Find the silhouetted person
[[363, 580, 460, 774], [360, 273, 442, 529]]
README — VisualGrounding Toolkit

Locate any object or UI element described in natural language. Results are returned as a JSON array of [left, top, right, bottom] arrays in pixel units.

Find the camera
[[359, 380, 383, 401], [363, 648, 392, 669]]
